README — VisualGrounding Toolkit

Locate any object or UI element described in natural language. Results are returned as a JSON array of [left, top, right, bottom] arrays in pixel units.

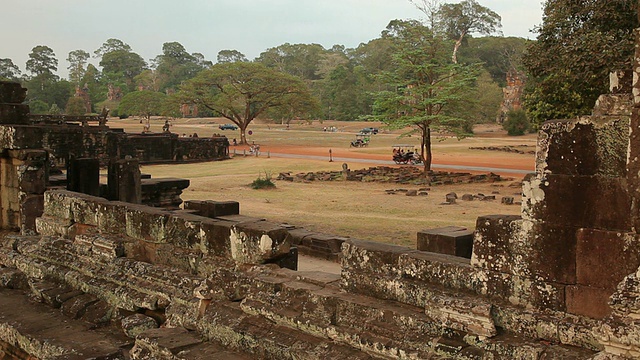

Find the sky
[[2, 0, 543, 78]]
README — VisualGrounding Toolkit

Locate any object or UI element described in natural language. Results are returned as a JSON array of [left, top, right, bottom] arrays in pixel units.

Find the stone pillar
[[627, 28, 640, 232], [0, 150, 47, 233], [107, 159, 141, 204], [67, 158, 100, 196]]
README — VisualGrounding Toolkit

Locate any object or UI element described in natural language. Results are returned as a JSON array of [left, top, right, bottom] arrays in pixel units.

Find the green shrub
[[502, 109, 530, 136], [250, 172, 275, 189]]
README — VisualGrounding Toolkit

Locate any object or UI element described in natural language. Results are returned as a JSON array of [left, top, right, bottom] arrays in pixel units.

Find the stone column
[[67, 158, 100, 196], [107, 159, 141, 204]]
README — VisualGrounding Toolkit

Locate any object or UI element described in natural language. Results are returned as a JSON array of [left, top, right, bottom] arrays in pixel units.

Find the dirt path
[[231, 144, 535, 177]]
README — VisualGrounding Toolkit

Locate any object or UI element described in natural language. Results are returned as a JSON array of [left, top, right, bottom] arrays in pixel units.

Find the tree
[[256, 43, 326, 80], [370, 20, 480, 172], [26, 45, 59, 90], [94, 38, 132, 58], [99, 50, 147, 89], [413, 0, 501, 63], [65, 96, 87, 115], [523, 0, 638, 126], [153, 42, 206, 91], [118, 90, 167, 121], [26, 45, 58, 77], [217, 50, 248, 63], [440, 0, 501, 63], [458, 36, 529, 86], [67, 50, 90, 86], [0, 58, 21, 81], [178, 62, 318, 144]]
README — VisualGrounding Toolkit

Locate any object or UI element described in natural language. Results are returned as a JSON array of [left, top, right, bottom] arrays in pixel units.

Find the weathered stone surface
[[184, 200, 240, 218], [60, 293, 99, 319], [536, 118, 628, 177], [576, 229, 640, 289], [566, 285, 613, 319], [423, 291, 496, 337], [473, 215, 577, 284], [228, 221, 292, 265], [522, 174, 632, 231], [125, 204, 171, 242], [67, 157, 101, 197], [0, 288, 129, 359], [108, 158, 141, 204], [199, 218, 240, 258], [0, 81, 27, 104], [122, 313, 159, 338], [417, 226, 474, 258]]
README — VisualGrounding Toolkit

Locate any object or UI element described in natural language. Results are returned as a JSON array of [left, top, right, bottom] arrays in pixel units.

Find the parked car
[[359, 127, 379, 135], [219, 124, 238, 130]]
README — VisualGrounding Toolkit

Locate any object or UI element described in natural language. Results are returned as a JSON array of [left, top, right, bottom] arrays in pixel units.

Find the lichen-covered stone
[[122, 313, 159, 339]]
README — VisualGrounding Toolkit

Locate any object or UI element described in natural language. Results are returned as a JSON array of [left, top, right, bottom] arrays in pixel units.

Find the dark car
[[359, 127, 379, 135], [219, 124, 238, 130]]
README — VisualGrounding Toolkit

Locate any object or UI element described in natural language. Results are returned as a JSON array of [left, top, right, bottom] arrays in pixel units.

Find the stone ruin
[[0, 33, 640, 360], [496, 70, 525, 124]]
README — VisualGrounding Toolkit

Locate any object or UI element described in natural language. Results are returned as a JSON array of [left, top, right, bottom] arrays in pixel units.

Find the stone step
[[131, 327, 252, 360], [0, 287, 130, 359]]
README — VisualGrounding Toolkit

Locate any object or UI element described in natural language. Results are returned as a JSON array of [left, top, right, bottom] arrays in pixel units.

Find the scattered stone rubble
[[277, 166, 506, 185], [468, 145, 536, 155]]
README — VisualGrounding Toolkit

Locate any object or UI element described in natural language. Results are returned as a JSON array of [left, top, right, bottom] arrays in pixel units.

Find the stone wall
[[107, 132, 229, 164], [0, 190, 602, 358]]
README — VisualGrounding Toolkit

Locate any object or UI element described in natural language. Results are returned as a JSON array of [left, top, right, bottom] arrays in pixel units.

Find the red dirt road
[[233, 144, 535, 177]]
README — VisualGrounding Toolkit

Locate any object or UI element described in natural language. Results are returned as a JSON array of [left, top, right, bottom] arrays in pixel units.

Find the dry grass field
[[114, 116, 536, 248]]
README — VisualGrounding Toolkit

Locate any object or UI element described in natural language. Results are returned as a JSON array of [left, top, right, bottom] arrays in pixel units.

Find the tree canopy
[[371, 19, 480, 172], [0, 58, 21, 81], [523, 0, 638, 126], [118, 90, 167, 120], [178, 62, 318, 144]]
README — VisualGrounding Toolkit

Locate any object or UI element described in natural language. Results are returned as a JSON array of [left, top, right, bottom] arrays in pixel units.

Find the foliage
[[502, 109, 530, 136], [26, 45, 58, 77], [28, 99, 49, 114], [523, 0, 638, 126], [94, 38, 132, 58], [256, 43, 326, 80], [67, 50, 90, 86], [412, 0, 502, 63], [370, 19, 480, 172], [217, 50, 248, 63], [458, 37, 529, 86], [48, 103, 62, 115], [447, 70, 502, 132], [118, 90, 167, 120], [177, 62, 317, 144], [320, 64, 373, 120], [153, 42, 207, 91], [65, 96, 87, 115], [99, 50, 147, 90], [250, 172, 276, 189], [25, 78, 72, 110], [0, 58, 21, 81]]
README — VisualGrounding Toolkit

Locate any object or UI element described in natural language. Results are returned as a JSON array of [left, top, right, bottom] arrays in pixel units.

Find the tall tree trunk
[[240, 125, 247, 145], [451, 32, 466, 64], [425, 127, 432, 171]]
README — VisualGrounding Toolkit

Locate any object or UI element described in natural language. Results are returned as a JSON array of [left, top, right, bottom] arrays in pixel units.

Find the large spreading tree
[[370, 20, 480, 173], [118, 90, 167, 121], [177, 62, 317, 144], [523, 0, 638, 126]]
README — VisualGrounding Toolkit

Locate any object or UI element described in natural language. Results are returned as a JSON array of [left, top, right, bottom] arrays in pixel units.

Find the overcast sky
[[3, 0, 543, 78]]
